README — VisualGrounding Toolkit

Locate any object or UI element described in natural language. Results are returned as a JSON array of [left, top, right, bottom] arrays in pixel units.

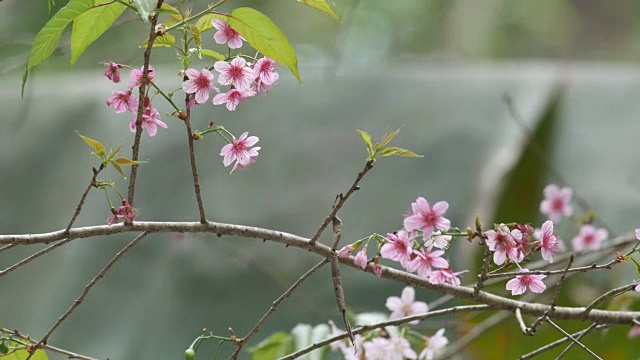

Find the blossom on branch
[[215, 57, 257, 90], [128, 65, 155, 89], [386, 286, 428, 324], [428, 268, 466, 286], [212, 19, 244, 49], [220, 132, 261, 173], [539, 184, 573, 222], [380, 230, 414, 269], [485, 224, 522, 265], [354, 248, 368, 269], [103, 61, 122, 83], [252, 57, 279, 93], [534, 220, 563, 263], [212, 88, 256, 111], [403, 197, 451, 240], [406, 248, 448, 278], [505, 269, 546, 295], [106, 90, 137, 114], [419, 329, 448, 360], [571, 224, 608, 252], [129, 101, 167, 137], [182, 69, 218, 104]]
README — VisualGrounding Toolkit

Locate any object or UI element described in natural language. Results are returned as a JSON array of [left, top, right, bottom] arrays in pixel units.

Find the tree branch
[[1, 327, 97, 360]]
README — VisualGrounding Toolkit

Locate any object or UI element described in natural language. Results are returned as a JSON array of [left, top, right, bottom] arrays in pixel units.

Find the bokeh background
[[2, 0, 640, 359]]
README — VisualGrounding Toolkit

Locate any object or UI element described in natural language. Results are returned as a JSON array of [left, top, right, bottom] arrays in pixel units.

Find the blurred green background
[[2, 0, 640, 359]]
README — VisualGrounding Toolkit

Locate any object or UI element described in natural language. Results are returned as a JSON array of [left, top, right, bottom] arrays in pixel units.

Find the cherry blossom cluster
[[106, 199, 137, 225], [329, 287, 448, 360]]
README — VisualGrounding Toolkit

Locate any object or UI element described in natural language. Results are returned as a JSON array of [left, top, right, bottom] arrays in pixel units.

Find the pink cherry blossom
[[506, 268, 546, 295], [354, 249, 367, 269], [214, 57, 257, 90], [380, 230, 414, 268], [103, 61, 122, 83], [635, 281, 640, 292], [406, 248, 448, 278], [336, 245, 353, 258], [128, 65, 155, 89], [212, 19, 244, 49], [635, 228, 640, 241], [374, 263, 383, 278], [253, 57, 279, 93], [539, 184, 573, 222], [485, 224, 522, 265], [404, 197, 451, 240], [212, 87, 256, 111], [328, 321, 364, 360], [220, 132, 260, 173], [428, 268, 466, 286], [106, 90, 137, 113], [106, 200, 136, 225], [571, 224, 608, 252], [386, 286, 428, 324], [419, 329, 448, 360], [363, 333, 416, 360], [182, 69, 217, 104], [535, 220, 563, 263], [129, 104, 167, 137], [425, 230, 452, 250]]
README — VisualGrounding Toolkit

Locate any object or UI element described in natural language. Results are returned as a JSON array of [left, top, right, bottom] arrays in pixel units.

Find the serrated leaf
[[158, 4, 181, 18], [379, 146, 422, 157], [110, 160, 126, 177], [223, 8, 300, 81], [26, 0, 95, 71], [297, 0, 339, 21], [199, 49, 225, 60], [195, 14, 215, 33], [114, 157, 147, 165], [189, 24, 201, 49], [133, 0, 155, 23], [248, 332, 293, 360], [141, 33, 175, 48], [71, 2, 127, 65], [77, 132, 106, 157]]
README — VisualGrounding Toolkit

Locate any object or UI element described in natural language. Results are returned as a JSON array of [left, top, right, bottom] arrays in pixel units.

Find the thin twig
[[230, 259, 329, 359], [279, 305, 492, 360], [519, 324, 610, 359], [65, 165, 103, 233], [26, 232, 148, 359], [0, 238, 73, 277], [329, 215, 353, 345], [127, 0, 164, 206], [546, 319, 602, 359], [183, 93, 207, 223], [581, 283, 636, 318], [1, 327, 97, 360], [483, 260, 617, 279], [330, 215, 343, 250], [556, 322, 599, 359], [527, 255, 573, 335], [515, 308, 528, 334], [0, 243, 17, 254], [473, 240, 492, 297], [309, 161, 373, 245]]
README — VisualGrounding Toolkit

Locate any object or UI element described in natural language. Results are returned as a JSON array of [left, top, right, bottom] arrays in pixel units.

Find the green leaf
[[249, 332, 293, 360], [71, 2, 127, 65], [112, 144, 122, 157], [199, 49, 225, 60], [379, 146, 422, 157], [141, 33, 175, 48], [132, 0, 155, 23], [114, 157, 147, 165], [297, 0, 339, 21], [158, 4, 181, 18], [224, 8, 300, 81], [195, 14, 215, 33], [377, 128, 401, 150], [26, 0, 95, 71], [0, 341, 48, 360], [77, 132, 106, 157], [189, 24, 201, 50], [110, 159, 126, 177], [356, 129, 373, 152]]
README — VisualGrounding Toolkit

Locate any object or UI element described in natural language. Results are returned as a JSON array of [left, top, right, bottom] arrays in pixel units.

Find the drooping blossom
[[107, 199, 137, 224], [514, 223, 533, 260], [182, 69, 218, 104], [129, 102, 167, 137], [220, 132, 260, 173], [505, 269, 546, 295], [212, 18, 244, 49], [214, 57, 257, 90], [485, 224, 522, 265], [539, 184, 573, 222], [354, 248, 368, 269], [571, 224, 608, 252], [428, 268, 467, 286], [374, 262, 383, 278], [336, 245, 353, 258], [404, 197, 451, 240], [128, 65, 155, 89], [103, 61, 122, 83], [385, 286, 428, 324], [419, 329, 448, 360], [212, 87, 256, 111], [106, 90, 137, 114], [535, 220, 563, 263], [425, 230, 452, 250], [253, 57, 279, 93], [406, 248, 448, 278], [380, 230, 414, 269]]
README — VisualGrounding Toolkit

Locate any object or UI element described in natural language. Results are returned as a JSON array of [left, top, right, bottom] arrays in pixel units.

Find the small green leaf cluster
[[357, 128, 423, 161], [77, 132, 146, 178]]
